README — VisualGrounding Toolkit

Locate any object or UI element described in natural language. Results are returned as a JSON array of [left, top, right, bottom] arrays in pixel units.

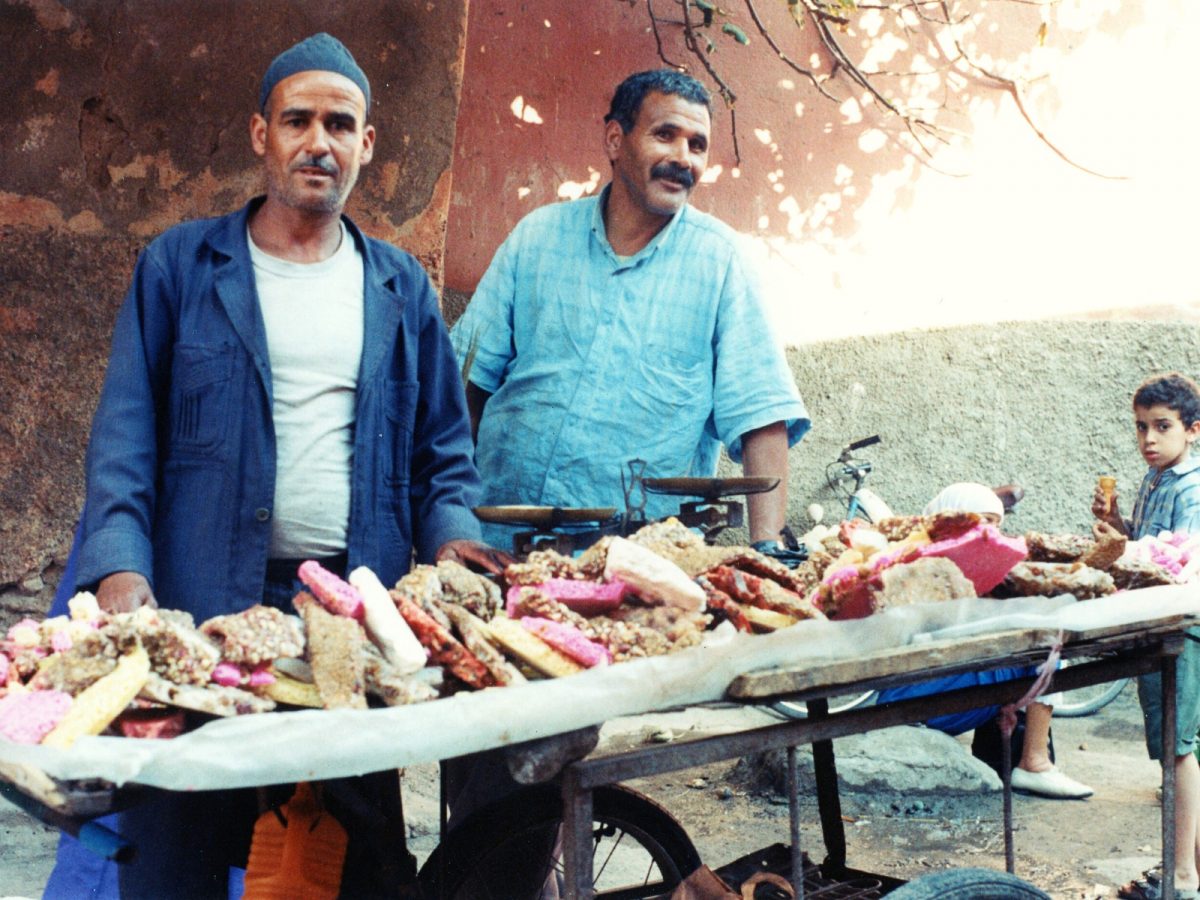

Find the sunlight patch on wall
[[556, 168, 601, 200], [510, 96, 543, 125], [744, 0, 1200, 347]]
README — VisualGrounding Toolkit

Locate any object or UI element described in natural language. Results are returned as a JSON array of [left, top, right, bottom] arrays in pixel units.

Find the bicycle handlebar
[[845, 434, 881, 452]]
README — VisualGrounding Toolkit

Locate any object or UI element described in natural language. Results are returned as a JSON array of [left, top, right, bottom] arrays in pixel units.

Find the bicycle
[[823, 434, 894, 524], [770, 435, 890, 721], [1051, 657, 1130, 717]]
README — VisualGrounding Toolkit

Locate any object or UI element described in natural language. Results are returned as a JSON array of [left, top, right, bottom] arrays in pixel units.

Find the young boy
[[1095, 372, 1200, 900]]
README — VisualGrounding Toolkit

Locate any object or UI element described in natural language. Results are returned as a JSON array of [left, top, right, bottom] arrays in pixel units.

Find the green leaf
[[722, 22, 749, 45]]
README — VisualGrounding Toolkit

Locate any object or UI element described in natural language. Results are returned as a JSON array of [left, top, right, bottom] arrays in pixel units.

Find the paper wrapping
[[0, 584, 1195, 791]]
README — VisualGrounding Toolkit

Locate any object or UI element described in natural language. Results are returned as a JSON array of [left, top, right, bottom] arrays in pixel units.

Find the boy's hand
[[1091, 485, 1128, 534]]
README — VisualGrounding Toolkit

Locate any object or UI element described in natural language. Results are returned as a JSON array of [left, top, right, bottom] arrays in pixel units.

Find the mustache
[[291, 156, 338, 176], [651, 163, 694, 189]]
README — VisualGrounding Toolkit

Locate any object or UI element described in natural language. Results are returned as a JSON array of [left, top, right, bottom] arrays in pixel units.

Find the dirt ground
[[0, 683, 1167, 898], [621, 686, 1164, 899]]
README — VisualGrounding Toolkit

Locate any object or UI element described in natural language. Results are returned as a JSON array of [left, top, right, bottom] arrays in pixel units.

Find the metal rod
[[1002, 716, 1014, 874], [437, 763, 449, 900], [562, 768, 594, 900], [1163, 655, 1178, 900], [787, 745, 805, 899]]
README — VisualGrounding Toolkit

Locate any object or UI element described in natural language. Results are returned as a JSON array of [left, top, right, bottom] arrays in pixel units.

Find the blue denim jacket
[[77, 199, 481, 620]]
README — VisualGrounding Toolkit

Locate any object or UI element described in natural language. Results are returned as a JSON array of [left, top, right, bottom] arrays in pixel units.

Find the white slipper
[[1011, 765, 1094, 799]]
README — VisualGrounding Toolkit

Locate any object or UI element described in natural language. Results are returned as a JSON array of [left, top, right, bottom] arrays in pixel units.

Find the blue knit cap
[[259, 33, 371, 113]]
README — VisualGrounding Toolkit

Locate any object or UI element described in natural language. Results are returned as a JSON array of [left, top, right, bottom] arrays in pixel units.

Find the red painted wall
[[445, 2, 1199, 338]]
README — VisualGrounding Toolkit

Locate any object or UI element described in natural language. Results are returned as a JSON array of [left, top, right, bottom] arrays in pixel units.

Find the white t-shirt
[[249, 223, 364, 557]]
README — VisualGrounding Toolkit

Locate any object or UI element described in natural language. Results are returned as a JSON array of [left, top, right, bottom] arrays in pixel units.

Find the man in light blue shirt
[[451, 69, 809, 549]]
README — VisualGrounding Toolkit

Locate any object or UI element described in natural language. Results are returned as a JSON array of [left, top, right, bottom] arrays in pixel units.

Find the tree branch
[[646, 0, 684, 69], [743, 0, 840, 102], [926, 0, 1127, 179], [678, 0, 743, 163]]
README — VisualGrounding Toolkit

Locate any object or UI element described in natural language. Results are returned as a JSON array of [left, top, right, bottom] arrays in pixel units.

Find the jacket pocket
[[384, 379, 419, 488], [169, 344, 234, 456]]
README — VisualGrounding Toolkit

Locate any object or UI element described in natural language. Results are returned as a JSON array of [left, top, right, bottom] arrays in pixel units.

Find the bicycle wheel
[[417, 783, 701, 900], [1051, 657, 1129, 718], [768, 690, 878, 720], [885, 867, 1050, 899]]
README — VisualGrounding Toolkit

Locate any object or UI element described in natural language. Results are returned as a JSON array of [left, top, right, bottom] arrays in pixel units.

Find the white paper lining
[[1, 584, 1196, 791]]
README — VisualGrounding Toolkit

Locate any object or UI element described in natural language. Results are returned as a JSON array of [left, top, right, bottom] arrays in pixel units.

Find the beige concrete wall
[[726, 320, 1200, 540]]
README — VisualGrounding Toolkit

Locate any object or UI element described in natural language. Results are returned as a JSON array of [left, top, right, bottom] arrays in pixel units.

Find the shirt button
[[254, 508, 271, 523]]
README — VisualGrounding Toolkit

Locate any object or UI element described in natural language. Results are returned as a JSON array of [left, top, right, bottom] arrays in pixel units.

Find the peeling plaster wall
[[0, 1, 470, 616]]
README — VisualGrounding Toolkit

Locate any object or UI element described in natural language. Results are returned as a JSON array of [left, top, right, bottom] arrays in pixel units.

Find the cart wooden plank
[[727, 614, 1194, 701], [728, 628, 1053, 699], [0, 759, 122, 819]]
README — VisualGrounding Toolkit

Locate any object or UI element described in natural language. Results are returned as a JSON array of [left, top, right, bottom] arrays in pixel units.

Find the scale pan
[[641, 476, 780, 498], [473, 505, 618, 527]]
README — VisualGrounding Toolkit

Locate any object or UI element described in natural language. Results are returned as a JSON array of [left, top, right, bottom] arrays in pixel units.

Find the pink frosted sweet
[[211, 662, 243, 687], [0, 690, 72, 744], [50, 631, 73, 653], [507, 579, 628, 618], [520, 616, 612, 667], [246, 665, 276, 688], [540, 578, 627, 616], [298, 560, 365, 620], [918, 523, 1028, 595], [0, 653, 8, 684]]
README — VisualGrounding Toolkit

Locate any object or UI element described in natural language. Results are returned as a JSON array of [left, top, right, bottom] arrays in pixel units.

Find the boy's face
[[1134, 403, 1200, 470]]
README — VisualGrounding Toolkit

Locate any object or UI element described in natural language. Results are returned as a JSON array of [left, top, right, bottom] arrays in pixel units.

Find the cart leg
[[1163, 655, 1178, 900], [1002, 717, 1015, 874], [808, 698, 847, 875], [787, 745, 805, 900], [562, 769, 594, 900]]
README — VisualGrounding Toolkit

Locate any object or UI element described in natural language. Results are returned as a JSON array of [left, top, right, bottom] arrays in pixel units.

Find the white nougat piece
[[348, 566, 428, 675], [603, 537, 706, 612]]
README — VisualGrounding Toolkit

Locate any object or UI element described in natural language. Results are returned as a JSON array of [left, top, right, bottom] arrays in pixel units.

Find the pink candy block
[[506, 579, 628, 617], [0, 690, 72, 744], [918, 523, 1028, 595], [211, 662, 243, 687], [298, 560, 365, 620], [520, 616, 612, 667]]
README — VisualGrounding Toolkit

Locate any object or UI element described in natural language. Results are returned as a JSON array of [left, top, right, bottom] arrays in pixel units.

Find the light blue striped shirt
[[1130, 456, 1200, 539], [451, 186, 809, 537]]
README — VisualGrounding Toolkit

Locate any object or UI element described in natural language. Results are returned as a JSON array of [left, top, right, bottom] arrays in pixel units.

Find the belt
[[264, 552, 348, 583]]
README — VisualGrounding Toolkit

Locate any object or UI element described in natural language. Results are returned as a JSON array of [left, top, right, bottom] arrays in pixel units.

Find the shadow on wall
[[714, 319, 1200, 540]]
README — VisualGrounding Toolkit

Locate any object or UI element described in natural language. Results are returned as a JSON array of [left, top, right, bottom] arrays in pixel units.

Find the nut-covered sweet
[[201, 605, 305, 668]]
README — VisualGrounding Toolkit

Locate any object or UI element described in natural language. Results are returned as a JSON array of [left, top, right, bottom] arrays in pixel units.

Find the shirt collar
[[1167, 455, 1200, 477], [590, 183, 688, 270]]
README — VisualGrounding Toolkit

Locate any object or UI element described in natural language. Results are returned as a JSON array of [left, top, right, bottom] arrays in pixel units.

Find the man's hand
[[1091, 485, 1128, 535], [436, 539, 515, 575], [96, 571, 157, 614]]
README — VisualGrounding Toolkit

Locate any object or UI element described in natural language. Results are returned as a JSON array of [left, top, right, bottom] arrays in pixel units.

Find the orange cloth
[[242, 782, 348, 900]]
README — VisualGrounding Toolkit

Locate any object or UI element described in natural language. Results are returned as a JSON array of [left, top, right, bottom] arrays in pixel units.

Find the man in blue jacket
[[50, 33, 506, 898], [77, 33, 502, 623]]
